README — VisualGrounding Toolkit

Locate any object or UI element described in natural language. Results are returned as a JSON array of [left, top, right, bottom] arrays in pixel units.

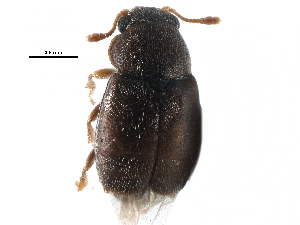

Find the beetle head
[[117, 7, 180, 33]]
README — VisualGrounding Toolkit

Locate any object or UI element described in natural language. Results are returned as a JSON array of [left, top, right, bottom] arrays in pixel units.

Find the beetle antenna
[[86, 9, 130, 42], [162, 6, 221, 25]]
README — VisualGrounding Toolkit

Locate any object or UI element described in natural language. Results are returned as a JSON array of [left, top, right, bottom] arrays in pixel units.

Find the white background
[[1, 0, 300, 224]]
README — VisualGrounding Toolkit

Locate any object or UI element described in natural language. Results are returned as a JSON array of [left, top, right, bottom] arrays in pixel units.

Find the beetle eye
[[118, 14, 131, 33]]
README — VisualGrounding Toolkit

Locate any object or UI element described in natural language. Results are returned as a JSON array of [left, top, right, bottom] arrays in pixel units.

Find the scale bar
[[29, 56, 78, 58]]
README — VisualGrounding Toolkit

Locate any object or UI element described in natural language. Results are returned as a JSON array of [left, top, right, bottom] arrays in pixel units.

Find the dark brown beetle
[[76, 6, 220, 224]]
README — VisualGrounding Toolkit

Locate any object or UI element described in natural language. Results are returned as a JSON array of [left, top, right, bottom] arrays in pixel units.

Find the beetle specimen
[[76, 6, 220, 225]]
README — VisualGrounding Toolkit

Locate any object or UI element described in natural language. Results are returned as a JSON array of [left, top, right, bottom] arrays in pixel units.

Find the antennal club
[[162, 6, 221, 25], [86, 9, 130, 42]]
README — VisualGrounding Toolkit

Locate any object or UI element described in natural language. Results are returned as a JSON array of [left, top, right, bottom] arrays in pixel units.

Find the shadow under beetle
[[76, 6, 220, 225]]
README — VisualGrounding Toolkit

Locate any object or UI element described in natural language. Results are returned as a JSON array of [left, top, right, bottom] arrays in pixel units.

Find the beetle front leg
[[86, 68, 117, 104]]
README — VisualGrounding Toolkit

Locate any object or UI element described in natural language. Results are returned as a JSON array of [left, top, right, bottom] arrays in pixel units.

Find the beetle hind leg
[[75, 149, 96, 191]]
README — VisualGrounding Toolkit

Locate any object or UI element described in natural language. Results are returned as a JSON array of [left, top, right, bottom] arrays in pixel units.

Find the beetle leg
[[87, 103, 101, 144], [85, 68, 117, 104], [75, 149, 96, 191]]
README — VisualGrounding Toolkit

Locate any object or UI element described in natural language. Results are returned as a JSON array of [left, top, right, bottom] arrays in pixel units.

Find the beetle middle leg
[[87, 103, 101, 144], [86, 68, 117, 104]]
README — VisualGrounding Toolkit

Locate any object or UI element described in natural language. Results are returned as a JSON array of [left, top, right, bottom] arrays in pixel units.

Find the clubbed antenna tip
[[162, 6, 221, 25], [86, 9, 130, 42]]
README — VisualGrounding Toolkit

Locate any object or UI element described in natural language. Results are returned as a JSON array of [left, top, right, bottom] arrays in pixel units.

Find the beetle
[[76, 6, 220, 225]]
